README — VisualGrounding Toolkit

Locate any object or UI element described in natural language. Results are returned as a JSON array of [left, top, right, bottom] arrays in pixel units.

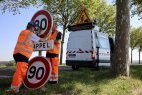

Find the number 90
[[28, 66, 45, 80]]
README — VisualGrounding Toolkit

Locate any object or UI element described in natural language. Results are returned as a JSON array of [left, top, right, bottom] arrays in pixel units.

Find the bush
[[5, 60, 15, 67]]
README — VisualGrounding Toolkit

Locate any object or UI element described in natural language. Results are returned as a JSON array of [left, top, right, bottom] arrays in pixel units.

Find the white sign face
[[27, 61, 46, 84], [34, 15, 48, 35], [23, 56, 52, 89], [31, 10, 53, 38], [34, 40, 54, 51]]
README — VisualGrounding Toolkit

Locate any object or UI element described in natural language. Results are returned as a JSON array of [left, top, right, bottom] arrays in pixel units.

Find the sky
[[0, 0, 142, 62]]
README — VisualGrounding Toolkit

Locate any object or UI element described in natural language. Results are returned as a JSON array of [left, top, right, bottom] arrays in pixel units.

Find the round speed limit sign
[[23, 56, 52, 89], [31, 10, 53, 38]]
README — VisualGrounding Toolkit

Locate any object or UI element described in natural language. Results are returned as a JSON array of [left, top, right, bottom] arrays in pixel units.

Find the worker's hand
[[40, 38, 47, 42]]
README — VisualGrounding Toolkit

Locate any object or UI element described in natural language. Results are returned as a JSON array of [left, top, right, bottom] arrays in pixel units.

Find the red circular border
[[23, 56, 51, 89], [31, 10, 53, 38]]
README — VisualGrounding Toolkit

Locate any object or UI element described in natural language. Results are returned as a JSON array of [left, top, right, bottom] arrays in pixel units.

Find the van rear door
[[66, 30, 92, 61]]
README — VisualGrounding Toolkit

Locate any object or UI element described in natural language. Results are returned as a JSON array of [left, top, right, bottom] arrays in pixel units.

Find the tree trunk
[[60, 25, 66, 65], [131, 48, 133, 64], [111, 0, 130, 76], [139, 49, 140, 64]]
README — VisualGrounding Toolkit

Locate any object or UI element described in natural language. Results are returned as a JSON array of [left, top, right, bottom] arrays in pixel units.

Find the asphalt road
[[0, 66, 72, 79]]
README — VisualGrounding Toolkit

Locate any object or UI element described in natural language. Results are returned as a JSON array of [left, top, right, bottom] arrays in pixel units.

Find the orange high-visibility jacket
[[14, 30, 34, 58], [47, 30, 61, 54]]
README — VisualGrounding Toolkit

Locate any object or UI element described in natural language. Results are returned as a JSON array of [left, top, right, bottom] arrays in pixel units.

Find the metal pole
[[39, 50, 42, 56]]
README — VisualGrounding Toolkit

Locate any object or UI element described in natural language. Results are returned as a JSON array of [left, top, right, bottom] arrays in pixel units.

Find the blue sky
[[0, 0, 142, 62]]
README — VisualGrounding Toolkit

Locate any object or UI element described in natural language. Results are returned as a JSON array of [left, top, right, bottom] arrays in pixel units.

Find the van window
[[98, 36, 110, 49]]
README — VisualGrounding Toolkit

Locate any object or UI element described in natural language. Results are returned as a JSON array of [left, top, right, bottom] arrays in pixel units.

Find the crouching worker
[[10, 22, 46, 93], [46, 24, 62, 84]]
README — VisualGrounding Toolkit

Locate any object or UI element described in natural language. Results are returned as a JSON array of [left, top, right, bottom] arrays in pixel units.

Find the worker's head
[[56, 32, 62, 40], [26, 21, 36, 32]]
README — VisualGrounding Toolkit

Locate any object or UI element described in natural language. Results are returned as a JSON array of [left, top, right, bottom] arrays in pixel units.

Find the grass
[[1, 66, 142, 95]]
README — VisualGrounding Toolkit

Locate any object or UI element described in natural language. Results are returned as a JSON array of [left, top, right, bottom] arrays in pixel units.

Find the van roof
[[68, 22, 95, 31]]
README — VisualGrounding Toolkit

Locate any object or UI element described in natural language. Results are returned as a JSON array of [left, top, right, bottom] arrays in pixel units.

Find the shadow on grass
[[130, 65, 142, 80], [9, 68, 116, 95], [43, 68, 116, 95]]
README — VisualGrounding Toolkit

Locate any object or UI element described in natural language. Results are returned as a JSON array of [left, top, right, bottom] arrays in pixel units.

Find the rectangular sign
[[34, 40, 54, 51]]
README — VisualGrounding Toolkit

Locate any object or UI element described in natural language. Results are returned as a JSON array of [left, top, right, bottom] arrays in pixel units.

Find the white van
[[66, 23, 114, 70]]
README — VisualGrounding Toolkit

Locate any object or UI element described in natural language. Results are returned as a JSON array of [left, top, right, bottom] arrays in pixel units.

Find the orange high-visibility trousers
[[48, 57, 59, 81], [11, 62, 28, 87]]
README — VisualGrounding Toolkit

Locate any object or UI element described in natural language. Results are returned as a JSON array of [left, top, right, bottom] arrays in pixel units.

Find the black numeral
[[28, 66, 45, 80], [36, 67, 44, 80], [34, 18, 47, 33], [28, 66, 36, 79]]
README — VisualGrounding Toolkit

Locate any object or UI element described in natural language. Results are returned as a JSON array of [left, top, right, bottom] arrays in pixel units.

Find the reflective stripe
[[11, 85, 20, 93], [14, 30, 34, 58], [17, 31, 33, 47], [49, 74, 58, 81], [15, 46, 32, 54], [17, 42, 33, 47]]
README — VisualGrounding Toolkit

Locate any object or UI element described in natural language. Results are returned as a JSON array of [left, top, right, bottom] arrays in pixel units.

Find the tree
[[111, 0, 130, 76], [44, 0, 116, 64], [130, 28, 141, 63], [44, 0, 81, 64], [0, 0, 116, 64], [79, 0, 116, 35], [131, 0, 142, 19], [0, 0, 42, 14], [133, 27, 142, 64]]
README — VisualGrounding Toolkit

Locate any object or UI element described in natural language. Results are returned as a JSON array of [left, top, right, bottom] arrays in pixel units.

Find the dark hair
[[56, 32, 62, 40], [26, 22, 35, 29]]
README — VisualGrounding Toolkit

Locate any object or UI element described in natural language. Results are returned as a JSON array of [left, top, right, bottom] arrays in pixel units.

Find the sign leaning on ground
[[31, 9, 53, 38], [23, 56, 52, 89]]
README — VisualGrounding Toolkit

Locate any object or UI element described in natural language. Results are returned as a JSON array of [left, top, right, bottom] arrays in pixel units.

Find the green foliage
[[130, 27, 142, 50], [45, 0, 81, 29], [5, 60, 15, 67], [44, 0, 116, 36], [131, 0, 142, 19], [0, 0, 116, 35], [0, 0, 42, 14], [80, 0, 116, 35]]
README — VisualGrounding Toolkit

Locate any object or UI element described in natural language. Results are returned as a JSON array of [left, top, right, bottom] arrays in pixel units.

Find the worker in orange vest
[[46, 23, 62, 84], [10, 22, 46, 93]]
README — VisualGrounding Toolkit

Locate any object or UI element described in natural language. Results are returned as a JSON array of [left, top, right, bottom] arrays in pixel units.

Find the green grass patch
[[1, 66, 142, 95]]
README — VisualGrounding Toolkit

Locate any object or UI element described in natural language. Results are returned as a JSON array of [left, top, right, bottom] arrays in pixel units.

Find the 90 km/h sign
[[23, 56, 52, 89]]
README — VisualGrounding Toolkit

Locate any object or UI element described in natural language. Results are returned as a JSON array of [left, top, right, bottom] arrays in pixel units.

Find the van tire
[[72, 65, 79, 70]]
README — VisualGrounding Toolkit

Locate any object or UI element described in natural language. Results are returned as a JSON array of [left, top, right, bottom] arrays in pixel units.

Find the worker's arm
[[55, 32, 62, 43], [30, 33, 47, 42]]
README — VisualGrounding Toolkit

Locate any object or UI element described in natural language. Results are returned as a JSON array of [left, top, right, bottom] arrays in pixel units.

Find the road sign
[[31, 10, 53, 38], [34, 40, 54, 51], [23, 56, 52, 89], [71, 7, 92, 25]]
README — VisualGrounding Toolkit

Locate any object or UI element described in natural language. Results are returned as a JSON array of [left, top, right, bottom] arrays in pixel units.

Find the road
[[0, 66, 72, 79]]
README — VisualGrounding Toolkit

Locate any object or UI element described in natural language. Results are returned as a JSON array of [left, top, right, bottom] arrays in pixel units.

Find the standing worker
[[46, 23, 62, 84], [10, 22, 46, 93]]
